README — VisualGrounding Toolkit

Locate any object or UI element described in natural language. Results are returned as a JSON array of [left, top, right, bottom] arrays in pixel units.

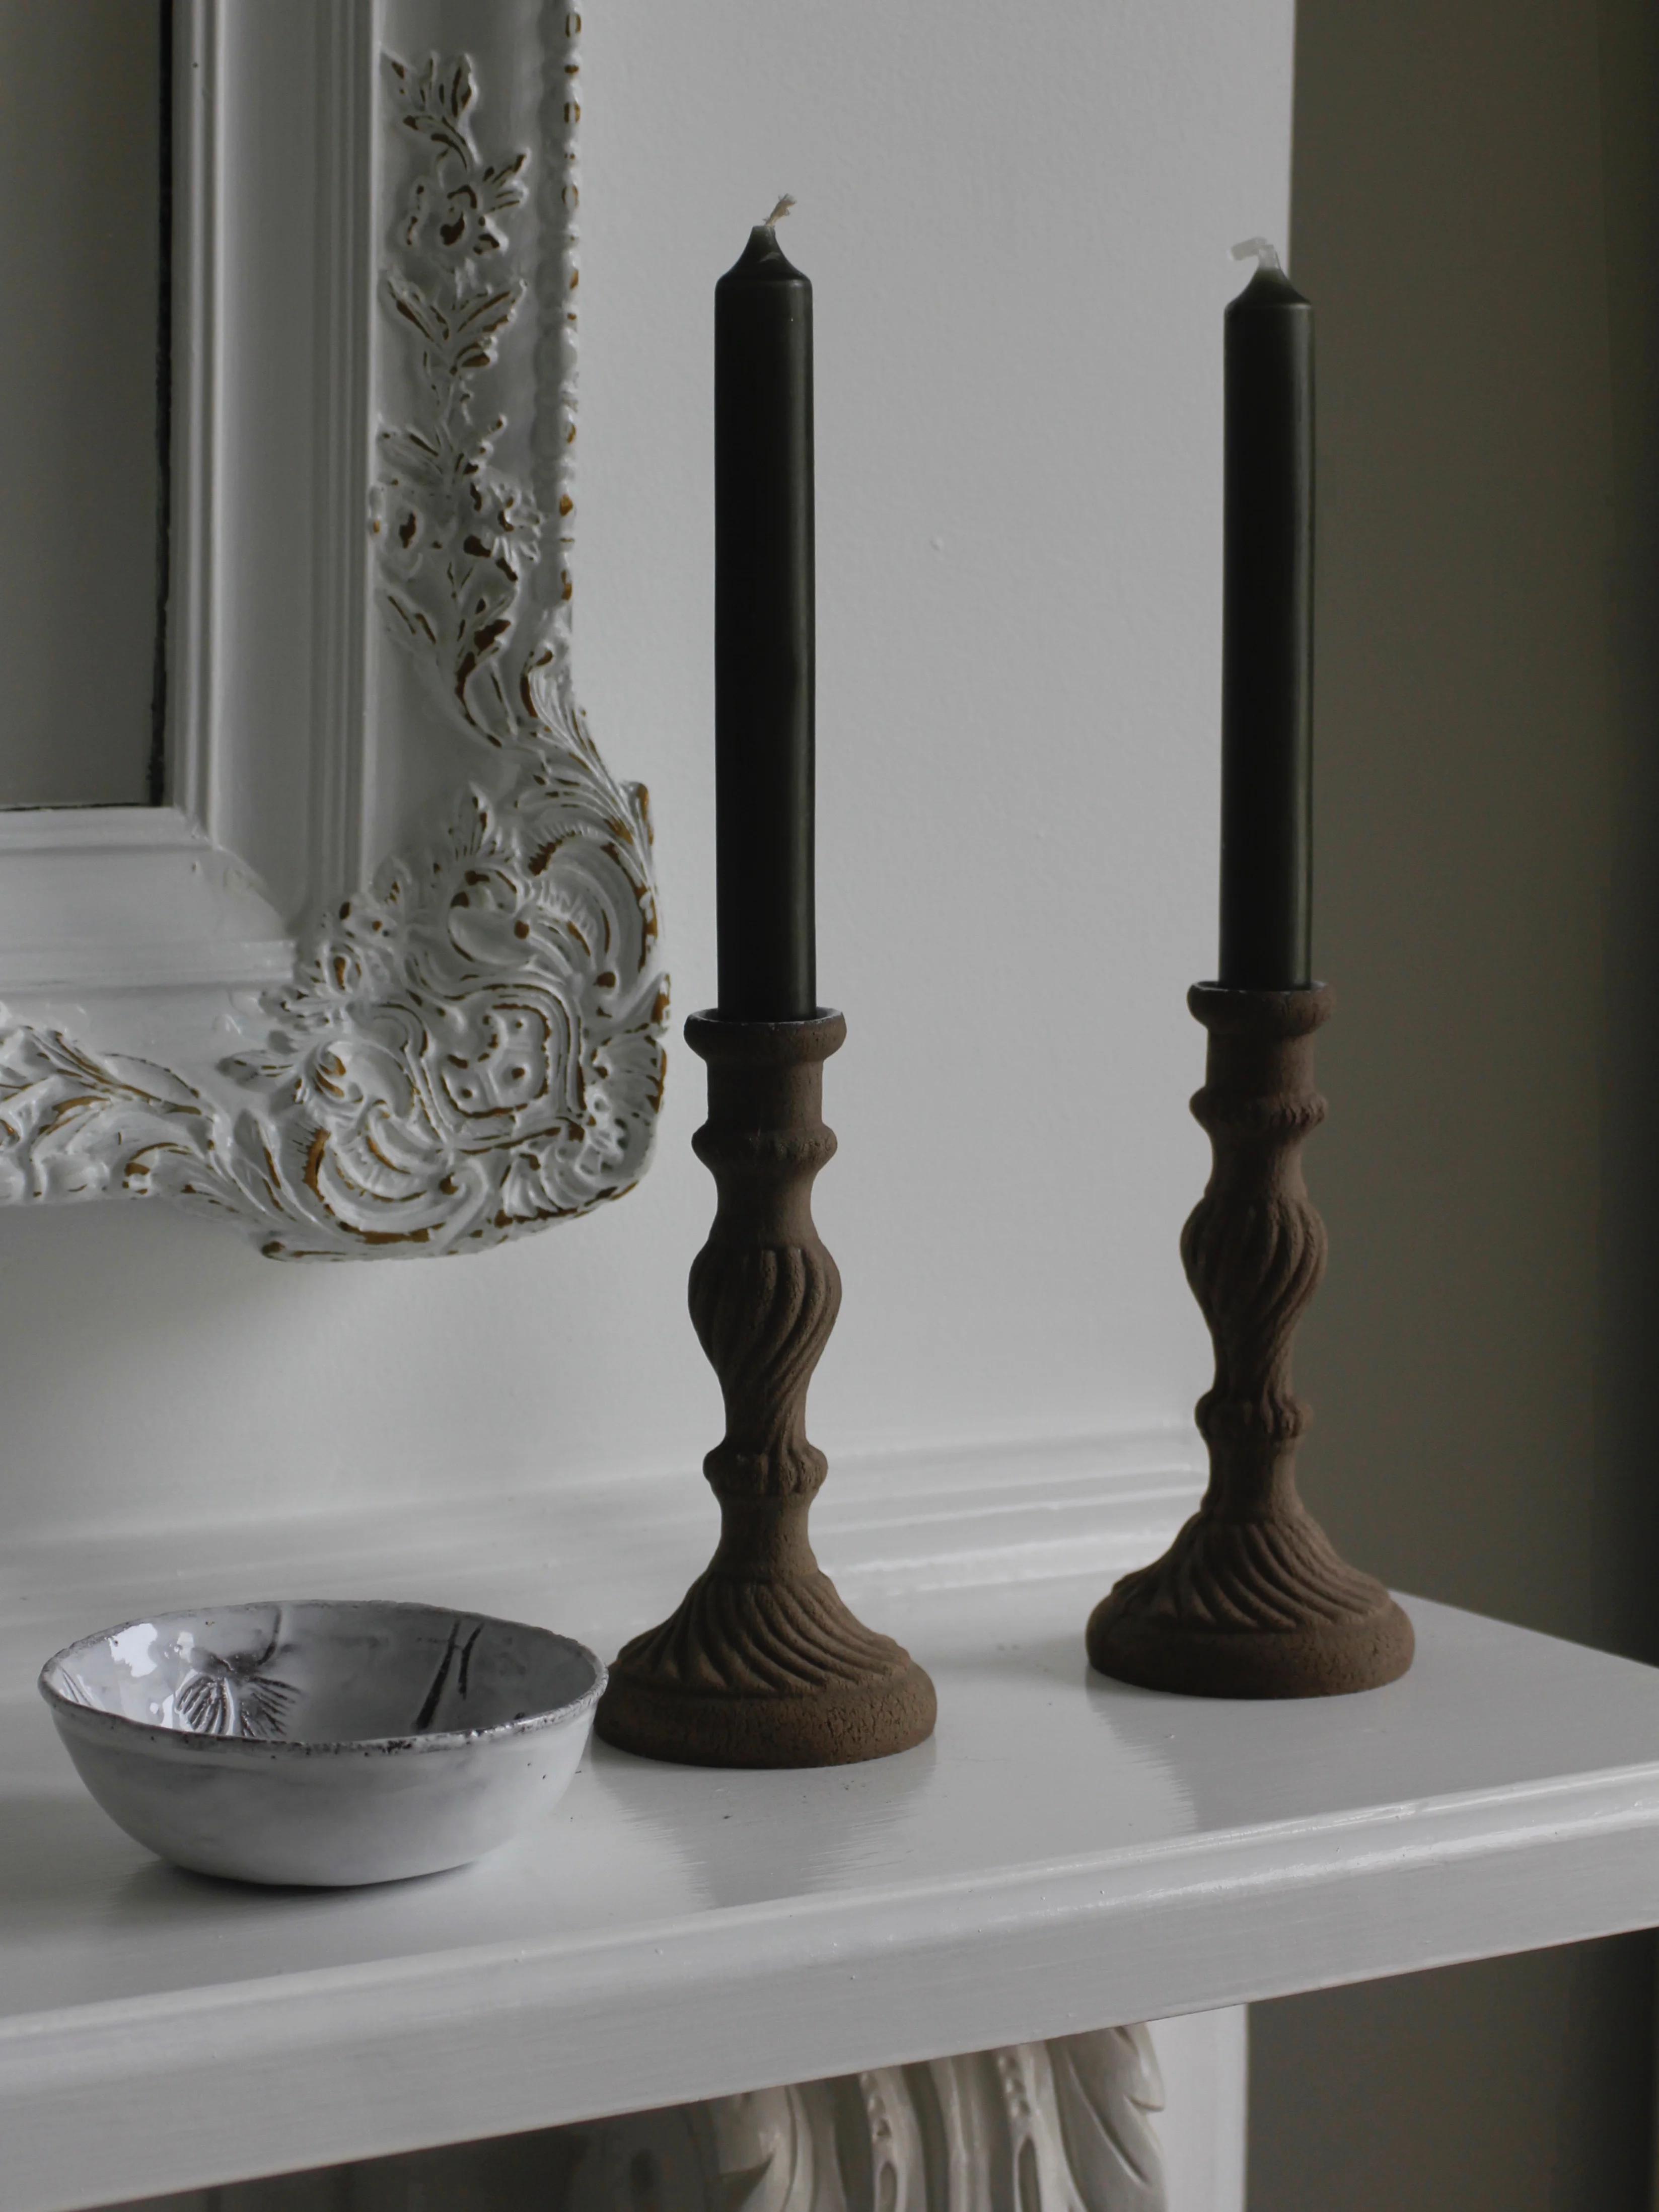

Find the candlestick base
[[596, 1012, 936, 1768], [1086, 983, 1413, 1700]]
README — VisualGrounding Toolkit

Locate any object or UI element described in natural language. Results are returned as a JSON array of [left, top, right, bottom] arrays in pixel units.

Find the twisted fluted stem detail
[[1087, 984, 1414, 1698], [596, 1012, 936, 1765]]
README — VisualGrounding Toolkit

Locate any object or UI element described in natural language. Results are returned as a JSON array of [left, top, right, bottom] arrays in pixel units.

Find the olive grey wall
[[1249, 0, 1659, 2204]]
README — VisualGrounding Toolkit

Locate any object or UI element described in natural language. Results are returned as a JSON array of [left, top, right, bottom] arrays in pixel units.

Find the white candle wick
[[764, 194, 797, 229], [1231, 236, 1283, 273]]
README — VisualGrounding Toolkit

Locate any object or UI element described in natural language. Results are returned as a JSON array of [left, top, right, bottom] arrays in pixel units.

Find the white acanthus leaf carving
[[0, 45, 667, 1259], [551, 2026, 1167, 2212]]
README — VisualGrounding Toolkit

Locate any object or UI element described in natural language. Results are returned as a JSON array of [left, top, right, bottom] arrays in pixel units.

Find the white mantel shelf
[[6, 1439, 1659, 2212]]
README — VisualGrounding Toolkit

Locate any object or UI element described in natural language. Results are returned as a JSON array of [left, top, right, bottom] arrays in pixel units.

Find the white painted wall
[[0, 0, 1292, 1558]]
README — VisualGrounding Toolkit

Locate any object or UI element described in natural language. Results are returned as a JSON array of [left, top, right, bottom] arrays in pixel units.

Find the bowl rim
[[37, 1597, 608, 1757]]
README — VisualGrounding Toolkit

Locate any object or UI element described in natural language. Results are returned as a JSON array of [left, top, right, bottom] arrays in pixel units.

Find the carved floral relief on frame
[[0, 32, 667, 1259]]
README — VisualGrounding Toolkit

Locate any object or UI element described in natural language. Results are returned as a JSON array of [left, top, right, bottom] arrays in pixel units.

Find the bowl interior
[[43, 1600, 600, 1745]]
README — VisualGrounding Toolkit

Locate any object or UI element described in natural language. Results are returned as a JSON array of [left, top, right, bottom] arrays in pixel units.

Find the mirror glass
[[0, 0, 169, 809]]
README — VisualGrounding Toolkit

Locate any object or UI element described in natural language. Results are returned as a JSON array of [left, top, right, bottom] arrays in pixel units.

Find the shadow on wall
[[1249, 0, 1659, 2207]]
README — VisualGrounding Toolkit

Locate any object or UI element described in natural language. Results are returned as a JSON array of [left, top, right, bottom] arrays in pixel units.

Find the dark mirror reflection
[[0, 0, 170, 810]]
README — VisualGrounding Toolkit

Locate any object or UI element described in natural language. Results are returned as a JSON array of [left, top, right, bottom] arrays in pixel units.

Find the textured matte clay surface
[[597, 1013, 937, 1767], [1087, 985, 1414, 1699], [597, 1628, 935, 1769]]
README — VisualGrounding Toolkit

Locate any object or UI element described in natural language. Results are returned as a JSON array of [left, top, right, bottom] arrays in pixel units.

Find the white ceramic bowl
[[40, 1599, 605, 1887]]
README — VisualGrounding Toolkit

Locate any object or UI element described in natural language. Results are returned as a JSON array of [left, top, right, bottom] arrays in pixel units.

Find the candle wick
[[763, 193, 797, 229], [1230, 236, 1283, 273]]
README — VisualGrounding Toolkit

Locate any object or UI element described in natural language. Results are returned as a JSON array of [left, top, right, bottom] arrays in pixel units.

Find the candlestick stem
[[1087, 984, 1413, 1698], [597, 1012, 936, 1766]]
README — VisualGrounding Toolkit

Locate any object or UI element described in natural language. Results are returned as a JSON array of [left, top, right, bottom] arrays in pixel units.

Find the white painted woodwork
[[1151, 2010, 1248, 2212], [5, 1443, 1657, 2211], [533, 2010, 1243, 2210], [105, 2009, 1246, 2212], [0, 2, 667, 1256], [539, 2025, 1173, 2211]]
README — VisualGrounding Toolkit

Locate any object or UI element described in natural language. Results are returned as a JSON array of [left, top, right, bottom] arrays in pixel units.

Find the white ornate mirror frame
[[0, 0, 666, 1260]]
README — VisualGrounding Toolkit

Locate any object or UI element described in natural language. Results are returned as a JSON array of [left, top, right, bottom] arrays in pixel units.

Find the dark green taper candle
[[1218, 240, 1313, 989], [714, 200, 816, 1020]]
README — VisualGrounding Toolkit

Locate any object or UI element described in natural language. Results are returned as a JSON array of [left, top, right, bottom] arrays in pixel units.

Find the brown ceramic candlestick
[[597, 1011, 936, 1766], [1087, 984, 1413, 1698]]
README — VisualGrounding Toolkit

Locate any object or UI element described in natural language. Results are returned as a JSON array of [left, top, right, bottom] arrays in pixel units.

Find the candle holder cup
[[596, 1010, 937, 1767], [1086, 982, 1413, 1699]]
